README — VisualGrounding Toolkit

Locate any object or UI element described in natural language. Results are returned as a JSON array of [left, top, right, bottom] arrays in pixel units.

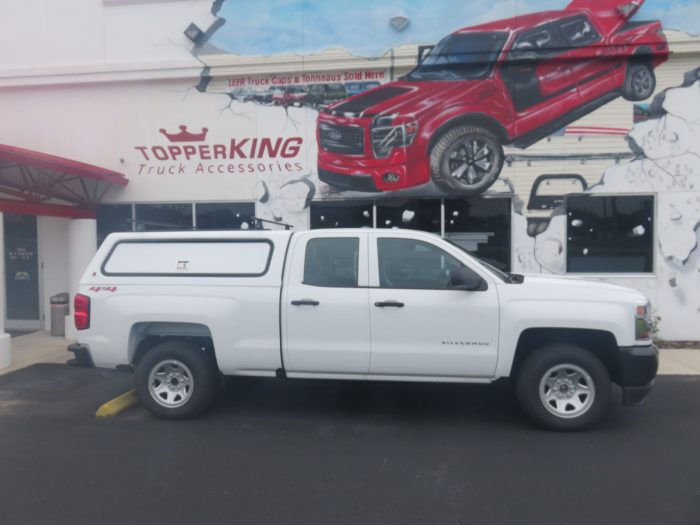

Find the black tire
[[515, 343, 611, 431], [622, 62, 656, 101], [430, 124, 504, 195], [135, 340, 219, 420]]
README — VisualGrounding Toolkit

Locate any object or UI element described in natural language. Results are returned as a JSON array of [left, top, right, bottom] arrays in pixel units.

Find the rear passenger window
[[559, 17, 600, 47], [303, 238, 359, 287], [509, 25, 564, 60]]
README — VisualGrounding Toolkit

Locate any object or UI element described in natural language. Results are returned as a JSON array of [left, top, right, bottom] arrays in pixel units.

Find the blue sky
[[211, 0, 699, 57]]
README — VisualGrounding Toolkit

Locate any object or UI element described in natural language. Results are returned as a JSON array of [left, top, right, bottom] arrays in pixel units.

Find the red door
[[500, 23, 581, 137], [558, 15, 619, 104]]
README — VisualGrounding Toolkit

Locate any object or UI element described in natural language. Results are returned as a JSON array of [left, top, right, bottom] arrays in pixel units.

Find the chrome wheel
[[632, 67, 653, 98], [539, 363, 595, 419], [148, 359, 194, 408], [445, 137, 497, 187]]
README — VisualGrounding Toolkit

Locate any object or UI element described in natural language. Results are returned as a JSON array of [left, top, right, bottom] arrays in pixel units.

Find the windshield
[[405, 32, 507, 81]]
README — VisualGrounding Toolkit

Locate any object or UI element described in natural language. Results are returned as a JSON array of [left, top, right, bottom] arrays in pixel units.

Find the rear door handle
[[291, 299, 320, 306], [374, 301, 404, 308]]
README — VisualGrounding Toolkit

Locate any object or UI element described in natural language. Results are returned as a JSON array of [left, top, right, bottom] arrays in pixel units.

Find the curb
[[95, 390, 139, 418]]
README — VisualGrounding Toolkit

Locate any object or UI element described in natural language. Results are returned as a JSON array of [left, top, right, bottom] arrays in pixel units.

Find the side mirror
[[417, 45, 435, 64], [449, 267, 487, 291]]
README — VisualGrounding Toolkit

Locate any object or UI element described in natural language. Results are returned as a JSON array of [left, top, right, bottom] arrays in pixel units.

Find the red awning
[[0, 143, 128, 219]]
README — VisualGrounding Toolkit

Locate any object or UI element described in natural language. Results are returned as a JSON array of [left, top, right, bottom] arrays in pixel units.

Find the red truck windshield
[[406, 32, 507, 81]]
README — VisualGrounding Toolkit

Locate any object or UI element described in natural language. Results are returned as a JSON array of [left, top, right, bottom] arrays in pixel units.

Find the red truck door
[[557, 14, 618, 104], [566, 0, 644, 34], [500, 23, 580, 137]]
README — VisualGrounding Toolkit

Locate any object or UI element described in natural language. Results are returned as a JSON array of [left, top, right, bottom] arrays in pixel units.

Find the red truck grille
[[318, 123, 364, 155]]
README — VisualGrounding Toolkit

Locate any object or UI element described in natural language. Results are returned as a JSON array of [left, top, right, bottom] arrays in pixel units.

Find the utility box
[[50, 292, 70, 337]]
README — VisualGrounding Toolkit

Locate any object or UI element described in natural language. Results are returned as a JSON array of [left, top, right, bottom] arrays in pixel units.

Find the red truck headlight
[[371, 114, 418, 158]]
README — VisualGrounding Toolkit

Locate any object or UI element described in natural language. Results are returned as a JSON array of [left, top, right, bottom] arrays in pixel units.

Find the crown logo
[[159, 125, 209, 142]]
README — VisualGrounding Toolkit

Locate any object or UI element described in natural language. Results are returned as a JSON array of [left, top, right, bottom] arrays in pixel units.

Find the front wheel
[[516, 344, 611, 431], [135, 340, 219, 420], [430, 124, 504, 195], [622, 62, 656, 101]]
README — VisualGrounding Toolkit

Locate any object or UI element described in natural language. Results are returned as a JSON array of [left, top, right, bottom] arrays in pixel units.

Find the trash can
[[50, 292, 70, 337]]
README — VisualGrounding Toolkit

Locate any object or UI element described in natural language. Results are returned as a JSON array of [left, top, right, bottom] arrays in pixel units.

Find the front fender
[[495, 300, 632, 378]]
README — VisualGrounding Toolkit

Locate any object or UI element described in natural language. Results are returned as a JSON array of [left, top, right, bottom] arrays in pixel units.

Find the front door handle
[[374, 301, 404, 308], [291, 299, 320, 306]]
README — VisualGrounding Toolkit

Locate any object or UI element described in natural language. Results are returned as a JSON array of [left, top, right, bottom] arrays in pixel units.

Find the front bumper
[[617, 343, 658, 405], [67, 343, 94, 368]]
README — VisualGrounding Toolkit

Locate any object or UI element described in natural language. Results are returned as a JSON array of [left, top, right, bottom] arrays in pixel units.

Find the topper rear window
[[101, 239, 273, 277]]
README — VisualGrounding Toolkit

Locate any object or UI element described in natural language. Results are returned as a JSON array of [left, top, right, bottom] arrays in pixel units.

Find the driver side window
[[377, 238, 464, 290]]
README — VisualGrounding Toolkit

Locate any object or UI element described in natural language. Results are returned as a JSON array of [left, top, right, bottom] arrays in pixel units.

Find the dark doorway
[[4, 214, 40, 325]]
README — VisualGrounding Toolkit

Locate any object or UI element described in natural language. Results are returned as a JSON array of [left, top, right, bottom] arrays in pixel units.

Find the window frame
[[101, 238, 274, 278]]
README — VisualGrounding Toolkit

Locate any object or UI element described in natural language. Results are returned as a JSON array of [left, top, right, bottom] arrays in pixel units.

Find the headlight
[[371, 114, 418, 158], [635, 302, 652, 341]]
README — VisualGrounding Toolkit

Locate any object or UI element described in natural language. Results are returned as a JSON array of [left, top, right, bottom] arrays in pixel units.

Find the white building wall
[[37, 217, 71, 332]]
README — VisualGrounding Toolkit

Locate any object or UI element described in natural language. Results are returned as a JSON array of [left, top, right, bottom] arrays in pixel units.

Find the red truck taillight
[[74, 293, 90, 330]]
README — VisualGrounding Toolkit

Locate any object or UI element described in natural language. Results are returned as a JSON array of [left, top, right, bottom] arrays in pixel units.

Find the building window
[[134, 203, 193, 231], [444, 198, 511, 271], [195, 203, 255, 230], [376, 199, 441, 233], [566, 195, 654, 273], [97, 204, 133, 246], [310, 201, 373, 229]]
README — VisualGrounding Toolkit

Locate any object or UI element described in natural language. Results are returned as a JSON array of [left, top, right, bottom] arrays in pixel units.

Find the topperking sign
[[134, 125, 306, 176]]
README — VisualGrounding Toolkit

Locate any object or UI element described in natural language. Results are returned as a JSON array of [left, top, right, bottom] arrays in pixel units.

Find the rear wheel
[[135, 340, 219, 420], [516, 343, 611, 431], [430, 124, 504, 195], [622, 62, 656, 101]]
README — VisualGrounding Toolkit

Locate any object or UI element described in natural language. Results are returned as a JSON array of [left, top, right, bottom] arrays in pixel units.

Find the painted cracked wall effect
[[512, 68, 700, 338]]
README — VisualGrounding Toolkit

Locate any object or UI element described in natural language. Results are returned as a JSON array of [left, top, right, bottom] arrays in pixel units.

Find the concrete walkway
[[0, 331, 74, 376], [0, 331, 698, 376]]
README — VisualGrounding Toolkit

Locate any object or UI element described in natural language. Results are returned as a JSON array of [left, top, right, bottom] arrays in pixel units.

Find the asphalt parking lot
[[0, 364, 699, 525]]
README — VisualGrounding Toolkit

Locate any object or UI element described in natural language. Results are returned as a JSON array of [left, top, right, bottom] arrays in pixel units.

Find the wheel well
[[631, 46, 653, 66], [128, 322, 217, 369], [511, 328, 620, 382], [427, 114, 509, 153]]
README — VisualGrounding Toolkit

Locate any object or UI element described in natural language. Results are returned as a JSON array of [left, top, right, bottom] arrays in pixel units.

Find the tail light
[[74, 293, 90, 330]]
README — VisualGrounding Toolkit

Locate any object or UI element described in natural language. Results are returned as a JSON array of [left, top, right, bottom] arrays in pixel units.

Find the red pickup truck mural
[[317, 0, 668, 194]]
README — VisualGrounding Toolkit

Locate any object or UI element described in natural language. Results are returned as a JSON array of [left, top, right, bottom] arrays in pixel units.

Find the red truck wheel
[[622, 62, 656, 101], [430, 124, 504, 194]]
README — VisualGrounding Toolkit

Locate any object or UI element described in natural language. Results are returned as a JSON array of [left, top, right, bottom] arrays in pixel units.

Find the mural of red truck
[[317, 0, 668, 194]]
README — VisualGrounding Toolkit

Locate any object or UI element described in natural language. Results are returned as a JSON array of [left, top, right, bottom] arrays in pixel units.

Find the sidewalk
[[0, 331, 74, 376], [0, 331, 698, 376]]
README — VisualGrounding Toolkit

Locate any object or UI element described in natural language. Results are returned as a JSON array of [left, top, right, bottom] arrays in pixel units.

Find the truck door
[[500, 22, 580, 136], [558, 15, 618, 104], [368, 233, 499, 378], [282, 231, 371, 375]]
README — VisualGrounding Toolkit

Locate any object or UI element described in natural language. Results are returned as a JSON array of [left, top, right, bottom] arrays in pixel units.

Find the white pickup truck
[[69, 228, 658, 430]]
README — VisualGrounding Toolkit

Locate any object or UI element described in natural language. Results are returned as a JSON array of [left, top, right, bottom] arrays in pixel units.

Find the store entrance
[[4, 214, 41, 330]]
